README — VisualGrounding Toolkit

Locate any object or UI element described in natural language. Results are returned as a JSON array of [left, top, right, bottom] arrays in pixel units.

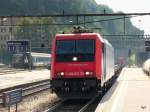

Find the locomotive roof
[[55, 33, 104, 42], [104, 39, 113, 47]]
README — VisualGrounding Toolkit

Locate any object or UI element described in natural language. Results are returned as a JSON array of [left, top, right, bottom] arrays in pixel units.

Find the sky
[[95, 0, 150, 34]]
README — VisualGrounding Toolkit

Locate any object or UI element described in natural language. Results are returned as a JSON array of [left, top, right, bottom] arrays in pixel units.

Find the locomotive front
[[50, 32, 104, 98]]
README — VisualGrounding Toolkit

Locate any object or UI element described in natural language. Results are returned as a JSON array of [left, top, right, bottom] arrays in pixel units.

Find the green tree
[[14, 17, 58, 52]]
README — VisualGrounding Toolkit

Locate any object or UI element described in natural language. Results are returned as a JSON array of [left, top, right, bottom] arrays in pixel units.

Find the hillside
[[0, 0, 144, 35]]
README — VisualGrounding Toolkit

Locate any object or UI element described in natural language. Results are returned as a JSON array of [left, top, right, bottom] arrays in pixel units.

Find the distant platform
[[0, 69, 50, 90], [95, 67, 150, 112], [0, 63, 5, 67]]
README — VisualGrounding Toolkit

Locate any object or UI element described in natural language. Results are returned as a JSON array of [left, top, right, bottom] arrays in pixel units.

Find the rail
[[78, 96, 99, 112], [45, 68, 122, 112], [44, 100, 66, 112], [46, 96, 100, 112], [0, 79, 50, 107]]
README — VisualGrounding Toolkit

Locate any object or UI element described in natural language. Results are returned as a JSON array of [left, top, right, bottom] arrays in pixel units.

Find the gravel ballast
[[0, 90, 59, 112]]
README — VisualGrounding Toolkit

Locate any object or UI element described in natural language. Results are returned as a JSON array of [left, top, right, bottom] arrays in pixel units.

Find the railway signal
[[145, 40, 150, 52], [128, 49, 132, 57]]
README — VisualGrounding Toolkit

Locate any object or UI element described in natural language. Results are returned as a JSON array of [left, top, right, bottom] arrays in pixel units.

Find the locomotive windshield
[[56, 40, 75, 54], [76, 40, 95, 54], [56, 39, 95, 62]]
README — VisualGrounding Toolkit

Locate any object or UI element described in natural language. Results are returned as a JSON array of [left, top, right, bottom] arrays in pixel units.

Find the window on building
[[3, 28, 6, 32], [7, 36, 10, 40], [0, 27, 7, 32], [1, 36, 3, 41], [9, 27, 12, 32], [3, 35, 6, 40], [3, 44, 6, 48]]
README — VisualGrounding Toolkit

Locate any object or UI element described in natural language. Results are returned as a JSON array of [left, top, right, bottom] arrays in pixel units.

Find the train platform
[[95, 67, 150, 112], [0, 69, 50, 90]]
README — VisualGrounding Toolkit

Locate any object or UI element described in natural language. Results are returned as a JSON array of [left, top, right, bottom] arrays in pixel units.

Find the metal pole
[[1, 49, 3, 64], [8, 106, 10, 112], [29, 40, 32, 71], [10, 17, 13, 40], [124, 16, 126, 35], [84, 16, 85, 27], [62, 0, 64, 15], [15, 103, 18, 112], [76, 16, 78, 25], [1, 18, 3, 64]]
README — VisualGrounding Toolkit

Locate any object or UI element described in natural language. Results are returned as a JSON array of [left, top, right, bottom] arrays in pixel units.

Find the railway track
[[45, 68, 121, 112], [0, 66, 122, 110], [0, 79, 50, 107], [45, 95, 101, 112]]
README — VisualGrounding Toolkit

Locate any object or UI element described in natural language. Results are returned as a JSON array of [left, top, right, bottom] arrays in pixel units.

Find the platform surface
[[0, 69, 50, 90], [95, 67, 150, 112]]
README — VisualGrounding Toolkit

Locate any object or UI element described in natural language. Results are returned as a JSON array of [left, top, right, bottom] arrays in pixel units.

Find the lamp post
[[124, 16, 126, 35], [62, 0, 64, 15], [138, 19, 142, 35], [0, 18, 7, 64], [29, 40, 32, 71]]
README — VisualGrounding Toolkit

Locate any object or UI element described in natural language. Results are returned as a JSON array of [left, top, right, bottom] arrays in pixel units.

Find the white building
[[0, 17, 18, 50]]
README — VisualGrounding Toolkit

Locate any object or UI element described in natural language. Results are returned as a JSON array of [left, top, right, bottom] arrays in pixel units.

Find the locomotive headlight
[[85, 71, 93, 76], [57, 72, 65, 76], [60, 72, 65, 76], [85, 72, 90, 75], [72, 57, 78, 61]]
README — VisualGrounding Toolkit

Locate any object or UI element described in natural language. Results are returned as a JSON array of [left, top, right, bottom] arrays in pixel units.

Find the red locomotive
[[50, 27, 115, 98]]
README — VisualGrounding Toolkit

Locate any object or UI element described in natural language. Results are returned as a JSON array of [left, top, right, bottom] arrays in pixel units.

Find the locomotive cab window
[[76, 40, 95, 54], [56, 39, 95, 62], [56, 40, 75, 54]]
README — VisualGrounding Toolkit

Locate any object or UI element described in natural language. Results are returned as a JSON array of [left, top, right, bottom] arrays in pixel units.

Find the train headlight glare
[[72, 57, 78, 61], [60, 72, 64, 76], [85, 71, 93, 76], [85, 72, 90, 75]]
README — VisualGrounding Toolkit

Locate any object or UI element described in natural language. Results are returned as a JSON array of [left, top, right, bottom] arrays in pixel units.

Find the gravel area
[[0, 90, 59, 112]]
